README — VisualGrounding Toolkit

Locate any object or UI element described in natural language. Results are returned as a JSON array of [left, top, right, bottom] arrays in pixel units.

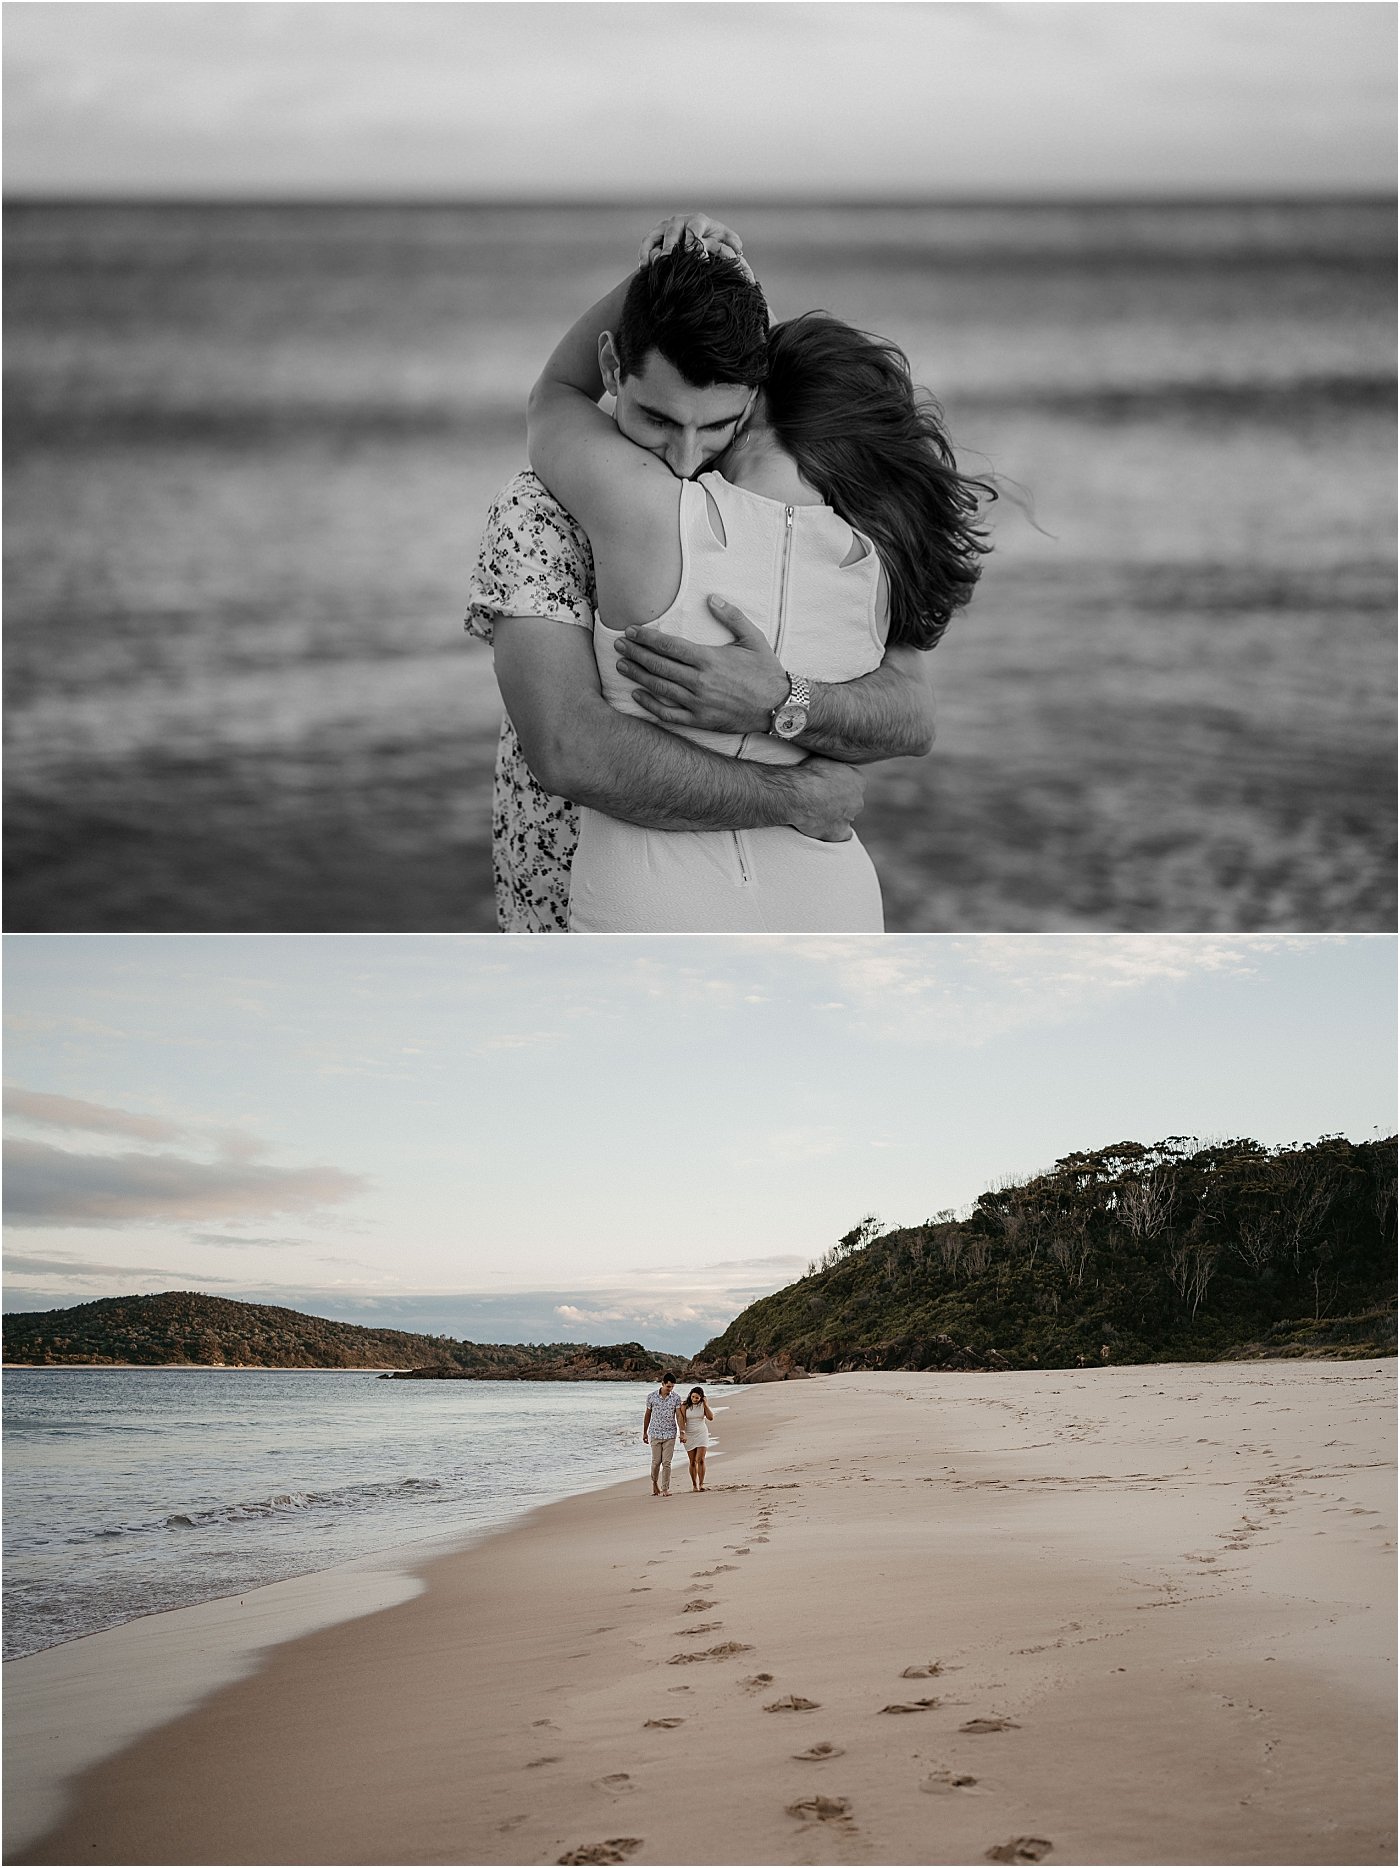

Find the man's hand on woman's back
[[784, 757, 867, 843]]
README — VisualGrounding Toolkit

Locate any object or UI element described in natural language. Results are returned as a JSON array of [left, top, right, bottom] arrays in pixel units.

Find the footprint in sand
[[597, 1774, 633, 1793], [921, 1770, 979, 1795], [985, 1839, 1052, 1863], [668, 1642, 753, 1664], [644, 1717, 685, 1729], [765, 1695, 820, 1712], [794, 1742, 846, 1761], [676, 1622, 724, 1635], [961, 1717, 1021, 1735], [740, 1673, 775, 1693], [786, 1795, 852, 1825], [558, 1841, 643, 1865], [526, 1755, 562, 1768], [693, 1564, 738, 1577], [880, 1698, 940, 1714], [901, 1662, 944, 1678], [726, 1546, 752, 1555], [681, 1599, 716, 1613], [750, 1536, 770, 1544]]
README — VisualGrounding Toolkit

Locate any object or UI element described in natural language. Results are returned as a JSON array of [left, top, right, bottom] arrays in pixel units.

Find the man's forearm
[[494, 613, 862, 841], [794, 647, 935, 762], [549, 700, 810, 831]]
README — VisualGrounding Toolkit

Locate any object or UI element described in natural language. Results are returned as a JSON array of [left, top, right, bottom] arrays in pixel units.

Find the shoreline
[[4, 1388, 749, 1852], [2, 1365, 709, 1376], [3, 1556, 426, 1855], [3, 1364, 413, 1372], [7, 1361, 1394, 1865]]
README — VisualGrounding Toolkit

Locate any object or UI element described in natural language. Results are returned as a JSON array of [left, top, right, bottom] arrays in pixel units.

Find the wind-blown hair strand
[[762, 313, 993, 648]]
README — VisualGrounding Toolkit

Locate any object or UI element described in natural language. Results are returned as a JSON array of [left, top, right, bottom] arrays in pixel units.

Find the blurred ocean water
[[4, 200, 1394, 929], [3, 1369, 663, 1658]]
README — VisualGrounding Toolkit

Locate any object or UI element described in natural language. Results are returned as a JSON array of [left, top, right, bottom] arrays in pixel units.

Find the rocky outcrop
[[692, 1336, 1008, 1380], [808, 1334, 1012, 1374], [385, 1342, 689, 1382], [729, 1351, 809, 1384]]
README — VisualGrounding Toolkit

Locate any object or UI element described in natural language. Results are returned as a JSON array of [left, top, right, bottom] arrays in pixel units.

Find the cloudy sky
[[3, 934, 1393, 1351], [4, 2, 1394, 200]]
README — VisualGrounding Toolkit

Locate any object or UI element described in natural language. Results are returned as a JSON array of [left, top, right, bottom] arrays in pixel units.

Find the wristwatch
[[770, 673, 811, 741]]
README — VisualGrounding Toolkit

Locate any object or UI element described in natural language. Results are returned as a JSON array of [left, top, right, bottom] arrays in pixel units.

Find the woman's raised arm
[[526, 215, 750, 535], [525, 272, 652, 538]]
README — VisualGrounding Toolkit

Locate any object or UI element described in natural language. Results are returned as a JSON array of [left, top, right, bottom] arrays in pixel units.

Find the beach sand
[[6, 1361, 1394, 1866]]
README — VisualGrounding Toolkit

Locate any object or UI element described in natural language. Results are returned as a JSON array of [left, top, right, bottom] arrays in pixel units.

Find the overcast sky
[[4, 2, 1395, 200], [3, 934, 1393, 1352]]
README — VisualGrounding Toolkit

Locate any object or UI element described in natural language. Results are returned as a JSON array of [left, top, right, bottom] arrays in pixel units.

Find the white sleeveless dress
[[681, 1404, 709, 1449], [568, 473, 887, 933]]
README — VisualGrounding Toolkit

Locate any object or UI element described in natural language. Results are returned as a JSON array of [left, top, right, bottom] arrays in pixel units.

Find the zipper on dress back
[[732, 506, 795, 884], [774, 506, 795, 661]]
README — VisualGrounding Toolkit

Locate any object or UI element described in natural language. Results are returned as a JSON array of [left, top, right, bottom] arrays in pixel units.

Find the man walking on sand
[[642, 1374, 683, 1497]]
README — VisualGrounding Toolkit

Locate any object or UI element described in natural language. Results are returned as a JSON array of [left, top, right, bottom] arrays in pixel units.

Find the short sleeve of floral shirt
[[465, 471, 598, 933]]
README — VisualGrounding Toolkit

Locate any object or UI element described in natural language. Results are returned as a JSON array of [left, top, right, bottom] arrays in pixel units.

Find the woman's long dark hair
[[762, 314, 993, 649]]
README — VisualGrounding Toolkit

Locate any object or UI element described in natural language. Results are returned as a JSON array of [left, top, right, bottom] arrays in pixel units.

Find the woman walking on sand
[[679, 1386, 714, 1491]]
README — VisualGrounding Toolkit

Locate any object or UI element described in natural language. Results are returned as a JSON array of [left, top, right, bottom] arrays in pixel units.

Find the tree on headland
[[702, 1135, 1396, 1374]]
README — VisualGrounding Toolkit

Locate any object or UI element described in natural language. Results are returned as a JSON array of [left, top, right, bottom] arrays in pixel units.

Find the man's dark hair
[[615, 236, 769, 389]]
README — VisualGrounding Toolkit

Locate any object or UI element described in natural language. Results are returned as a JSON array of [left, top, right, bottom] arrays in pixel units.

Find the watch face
[[773, 703, 808, 740]]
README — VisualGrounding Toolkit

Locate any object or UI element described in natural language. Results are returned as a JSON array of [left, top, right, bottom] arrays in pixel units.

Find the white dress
[[567, 474, 887, 933], [681, 1405, 710, 1449]]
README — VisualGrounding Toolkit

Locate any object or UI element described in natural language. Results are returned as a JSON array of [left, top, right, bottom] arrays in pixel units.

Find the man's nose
[[665, 433, 706, 479]]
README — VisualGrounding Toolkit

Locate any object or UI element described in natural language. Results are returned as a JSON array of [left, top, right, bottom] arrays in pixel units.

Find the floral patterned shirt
[[645, 1388, 683, 1440], [465, 470, 597, 933]]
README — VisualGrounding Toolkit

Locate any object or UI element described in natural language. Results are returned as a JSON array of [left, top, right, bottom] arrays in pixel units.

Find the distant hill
[[1, 1292, 689, 1381], [696, 1136, 1397, 1378]]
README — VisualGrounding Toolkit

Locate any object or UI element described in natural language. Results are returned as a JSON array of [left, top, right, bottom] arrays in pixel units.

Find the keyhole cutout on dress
[[703, 486, 729, 547]]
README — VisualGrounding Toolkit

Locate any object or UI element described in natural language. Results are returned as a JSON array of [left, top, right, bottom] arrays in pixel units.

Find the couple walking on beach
[[643, 1374, 714, 1496]]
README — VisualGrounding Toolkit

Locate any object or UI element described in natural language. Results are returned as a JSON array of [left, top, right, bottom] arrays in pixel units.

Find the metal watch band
[[770, 672, 811, 739]]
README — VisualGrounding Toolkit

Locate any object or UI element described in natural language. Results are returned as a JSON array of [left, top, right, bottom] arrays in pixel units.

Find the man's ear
[[599, 332, 623, 399]]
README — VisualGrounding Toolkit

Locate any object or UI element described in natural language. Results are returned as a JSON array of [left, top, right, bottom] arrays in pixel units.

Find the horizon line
[[5, 190, 1396, 211]]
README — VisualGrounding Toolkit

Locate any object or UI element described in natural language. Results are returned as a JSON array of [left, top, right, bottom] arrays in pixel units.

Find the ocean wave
[[68, 1474, 447, 1543], [3, 400, 523, 453], [956, 371, 1395, 422]]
